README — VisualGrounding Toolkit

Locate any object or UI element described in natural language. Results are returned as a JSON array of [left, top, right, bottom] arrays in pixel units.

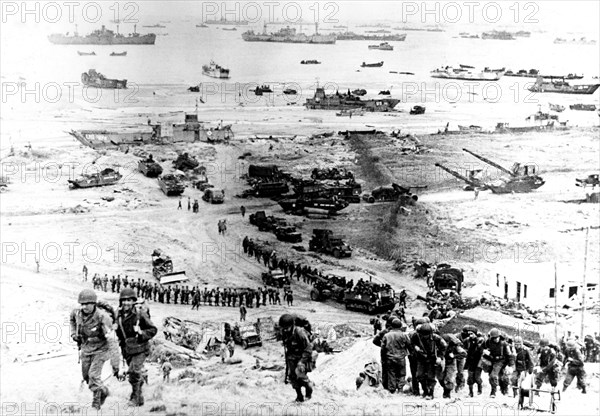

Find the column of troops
[[91, 272, 285, 309], [372, 314, 592, 400]]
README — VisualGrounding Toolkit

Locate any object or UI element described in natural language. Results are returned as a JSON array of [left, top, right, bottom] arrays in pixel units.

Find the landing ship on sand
[[435, 148, 545, 194], [305, 88, 399, 112], [68, 168, 122, 189]]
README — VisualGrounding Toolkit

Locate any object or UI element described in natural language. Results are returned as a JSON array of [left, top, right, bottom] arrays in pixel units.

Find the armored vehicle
[[344, 283, 396, 314], [138, 155, 163, 178], [68, 168, 122, 188], [308, 229, 352, 258], [249, 211, 288, 232], [310, 276, 346, 302], [158, 174, 185, 196], [241, 181, 289, 198], [232, 324, 262, 349], [274, 226, 302, 243], [278, 196, 349, 215], [173, 153, 199, 171]]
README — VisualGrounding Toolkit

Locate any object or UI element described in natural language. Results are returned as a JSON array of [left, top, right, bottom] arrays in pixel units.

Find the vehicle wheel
[[368, 196, 375, 203], [310, 290, 319, 301], [258, 342, 262, 347], [333, 249, 341, 258], [242, 340, 248, 349]]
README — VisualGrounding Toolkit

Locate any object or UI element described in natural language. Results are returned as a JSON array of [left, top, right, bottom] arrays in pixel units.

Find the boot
[[581, 386, 587, 394], [294, 387, 304, 402], [477, 384, 483, 395], [305, 382, 313, 401], [490, 387, 496, 398], [469, 386, 474, 397], [137, 383, 144, 406], [91, 390, 102, 410], [99, 387, 109, 407], [128, 383, 139, 407], [443, 388, 451, 399]]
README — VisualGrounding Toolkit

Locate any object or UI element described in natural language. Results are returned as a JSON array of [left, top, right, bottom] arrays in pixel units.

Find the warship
[[305, 88, 399, 112], [204, 17, 248, 25], [242, 24, 336, 44], [49, 25, 155, 45], [202, 61, 230, 79]]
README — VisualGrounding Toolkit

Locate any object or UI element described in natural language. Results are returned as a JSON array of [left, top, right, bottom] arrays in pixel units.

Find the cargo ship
[[368, 42, 393, 50], [48, 25, 156, 45], [305, 88, 399, 112], [242, 24, 336, 44], [431, 66, 503, 81], [202, 61, 230, 79], [336, 31, 406, 41], [529, 77, 600, 95]]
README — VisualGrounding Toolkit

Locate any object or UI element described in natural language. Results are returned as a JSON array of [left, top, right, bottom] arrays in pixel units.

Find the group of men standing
[[70, 288, 157, 410], [373, 315, 588, 400]]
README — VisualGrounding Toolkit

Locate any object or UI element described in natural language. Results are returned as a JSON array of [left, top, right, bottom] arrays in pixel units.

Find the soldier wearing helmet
[[279, 314, 314, 402], [69, 289, 112, 410], [116, 288, 157, 407], [380, 318, 411, 394], [534, 338, 560, 392], [562, 339, 586, 394], [461, 325, 484, 397], [510, 336, 534, 393], [410, 323, 447, 400], [373, 315, 397, 391], [404, 317, 431, 396], [482, 328, 514, 398]]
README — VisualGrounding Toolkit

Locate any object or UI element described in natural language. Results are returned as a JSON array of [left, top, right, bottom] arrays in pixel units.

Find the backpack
[[96, 300, 117, 324]]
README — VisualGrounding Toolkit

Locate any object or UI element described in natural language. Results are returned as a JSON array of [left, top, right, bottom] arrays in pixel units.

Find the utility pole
[[580, 227, 589, 339]]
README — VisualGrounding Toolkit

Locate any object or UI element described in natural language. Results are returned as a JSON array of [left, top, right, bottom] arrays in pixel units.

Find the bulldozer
[[308, 229, 352, 258], [151, 249, 186, 283]]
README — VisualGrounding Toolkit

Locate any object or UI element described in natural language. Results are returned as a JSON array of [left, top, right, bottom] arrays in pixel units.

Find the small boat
[[196, 24, 208, 28], [361, 61, 384, 68], [283, 89, 297, 95], [409, 105, 426, 115], [254, 85, 272, 95], [529, 77, 600, 95], [202, 60, 230, 79], [368, 42, 393, 50], [188, 84, 201, 92], [222, 27, 237, 31], [459, 32, 479, 39], [352, 89, 367, 96], [548, 103, 565, 112], [77, 51, 96, 56], [143, 24, 166, 28], [458, 125, 482, 132], [378, 90, 391, 95], [301, 60, 321, 64], [81, 69, 127, 89], [110, 51, 127, 56], [570, 104, 597, 111]]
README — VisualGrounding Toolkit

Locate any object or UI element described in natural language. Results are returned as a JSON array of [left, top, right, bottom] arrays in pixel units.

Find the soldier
[[381, 318, 410, 393], [535, 338, 560, 393], [562, 340, 586, 393], [240, 205, 246, 217], [510, 336, 534, 395], [188, 197, 191, 211], [410, 323, 447, 399], [173, 285, 180, 305], [116, 288, 157, 407], [374, 316, 394, 391], [116, 275, 121, 293], [239, 304, 247, 321], [82, 264, 88, 281], [440, 333, 463, 399], [162, 359, 172, 383], [462, 325, 485, 397], [102, 274, 109, 292], [153, 284, 158, 302], [399, 289, 407, 308], [165, 287, 171, 304], [483, 328, 514, 398], [123, 275, 129, 288], [279, 314, 314, 402], [69, 289, 112, 410], [371, 315, 382, 336]]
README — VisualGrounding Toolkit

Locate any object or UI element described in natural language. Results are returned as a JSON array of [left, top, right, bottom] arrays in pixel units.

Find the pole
[[580, 227, 589, 339], [554, 262, 558, 343]]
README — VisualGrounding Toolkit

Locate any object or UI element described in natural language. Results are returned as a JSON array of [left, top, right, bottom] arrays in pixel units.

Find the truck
[[240, 181, 289, 198], [249, 211, 288, 232], [432, 264, 464, 294], [274, 226, 302, 243], [261, 269, 290, 288], [362, 183, 422, 204], [232, 323, 262, 349], [202, 188, 224, 204], [308, 229, 352, 258]]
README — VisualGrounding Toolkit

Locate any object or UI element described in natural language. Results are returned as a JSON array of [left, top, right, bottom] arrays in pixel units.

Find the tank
[[138, 155, 163, 178], [158, 174, 185, 196], [172, 153, 199, 171]]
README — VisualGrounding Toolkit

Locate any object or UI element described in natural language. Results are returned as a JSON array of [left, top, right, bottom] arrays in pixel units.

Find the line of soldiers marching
[[372, 314, 589, 400]]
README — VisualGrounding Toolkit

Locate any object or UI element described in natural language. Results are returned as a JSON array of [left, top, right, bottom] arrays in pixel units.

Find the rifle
[[283, 345, 289, 384]]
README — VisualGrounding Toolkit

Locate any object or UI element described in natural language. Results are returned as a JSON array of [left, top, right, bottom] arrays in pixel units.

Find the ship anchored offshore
[[48, 25, 156, 45], [242, 23, 336, 44]]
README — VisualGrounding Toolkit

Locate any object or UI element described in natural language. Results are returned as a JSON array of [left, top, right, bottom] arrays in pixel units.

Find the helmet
[[489, 328, 500, 338], [78, 289, 97, 304], [278, 314, 295, 328], [418, 323, 433, 335], [514, 336, 524, 345], [539, 338, 550, 347], [566, 340, 577, 349], [119, 288, 137, 301], [391, 318, 403, 328], [462, 324, 478, 334], [414, 317, 430, 326]]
